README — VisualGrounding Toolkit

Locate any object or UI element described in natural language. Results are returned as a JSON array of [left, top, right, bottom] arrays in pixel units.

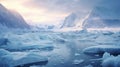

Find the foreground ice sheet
[[0, 49, 48, 67]]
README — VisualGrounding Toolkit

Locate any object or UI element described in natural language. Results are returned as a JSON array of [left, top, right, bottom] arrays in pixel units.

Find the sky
[[0, 0, 100, 25]]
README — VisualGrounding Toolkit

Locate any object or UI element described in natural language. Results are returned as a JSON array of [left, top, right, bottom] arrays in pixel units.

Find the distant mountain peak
[[60, 13, 77, 28], [82, 1, 120, 28]]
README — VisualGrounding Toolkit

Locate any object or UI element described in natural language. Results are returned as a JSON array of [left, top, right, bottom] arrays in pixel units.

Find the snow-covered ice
[[73, 59, 84, 65], [0, 29, 120, 67], [83, 45, 120, 55], [0, 49, 48, 67], [102, 52, 120, 67], [84, 64, 93, 67]]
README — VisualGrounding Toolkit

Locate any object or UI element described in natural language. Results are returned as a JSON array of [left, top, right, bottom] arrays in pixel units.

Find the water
[[26, 31, 103, 67]]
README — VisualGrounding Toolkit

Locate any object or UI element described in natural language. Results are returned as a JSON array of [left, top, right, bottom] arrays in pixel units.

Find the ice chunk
[[0, 49, 10, 56], [84, 64, 93, 67], [13, 53, 48, 67], [102, 55, 120, 67], [1, 44, 54, 52], [0, 54, 13, 67], [102, 52, 111, 59], [0, 49, 13, 67], [0, 51, 48, 67], [95, 35, 115, 45], [73, 59, 84, 65], [102, 31, 114, 35], [83, 45, 120, 55], [0, 38, 9, 46], [74, 53, 80, 56]]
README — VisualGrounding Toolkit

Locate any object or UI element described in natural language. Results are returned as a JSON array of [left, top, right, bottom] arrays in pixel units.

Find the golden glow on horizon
[[0, 0, 68, 24]]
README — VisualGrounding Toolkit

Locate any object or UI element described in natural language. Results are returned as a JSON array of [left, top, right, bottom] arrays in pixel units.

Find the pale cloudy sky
[[0, 0, 100, 25]]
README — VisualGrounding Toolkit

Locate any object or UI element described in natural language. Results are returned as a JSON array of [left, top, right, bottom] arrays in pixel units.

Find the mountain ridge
[[0, 4, 30, 29]]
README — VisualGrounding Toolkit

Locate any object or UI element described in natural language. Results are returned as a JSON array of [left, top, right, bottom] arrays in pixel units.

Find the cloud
[[25, 0, 100, 13]]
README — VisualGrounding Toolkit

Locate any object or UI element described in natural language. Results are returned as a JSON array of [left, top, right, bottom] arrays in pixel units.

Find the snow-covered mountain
[[83, 0, 120, 28], [60, 13, 77, 28], [0, 4, 30, 29], [60, 12, 86, 28], [61, 0, 120, 29]]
